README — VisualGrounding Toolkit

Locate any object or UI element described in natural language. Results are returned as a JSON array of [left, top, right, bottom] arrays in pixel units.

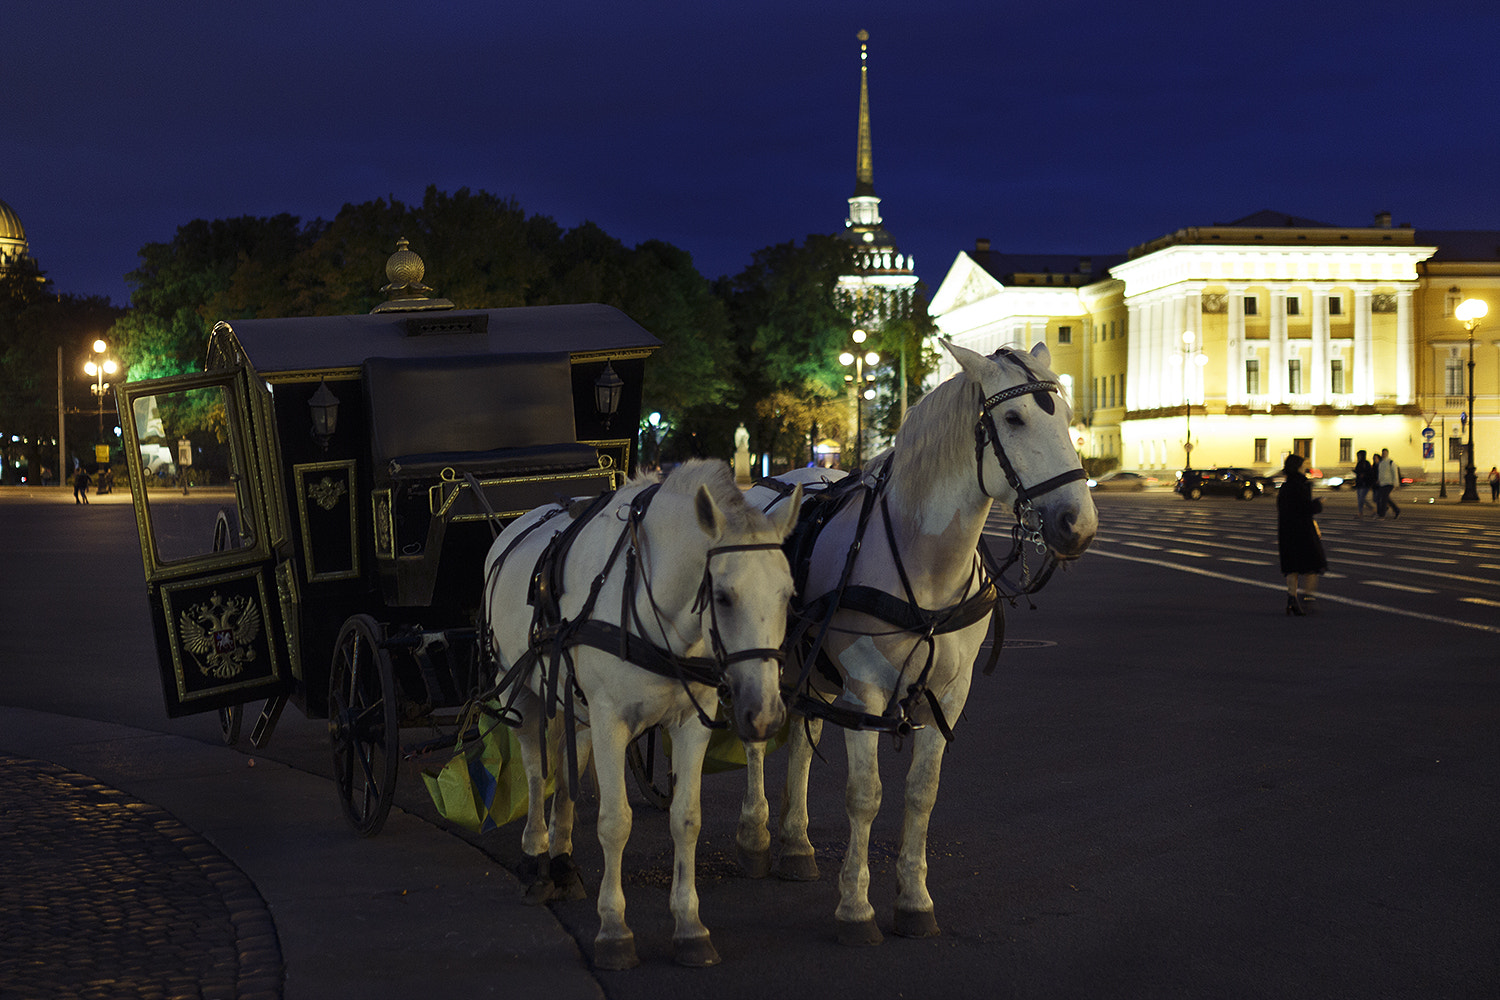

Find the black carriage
[[119, 262, 658, 835]]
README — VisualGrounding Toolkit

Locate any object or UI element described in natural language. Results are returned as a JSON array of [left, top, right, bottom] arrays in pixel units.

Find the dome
[[0, 199, 25, 242]]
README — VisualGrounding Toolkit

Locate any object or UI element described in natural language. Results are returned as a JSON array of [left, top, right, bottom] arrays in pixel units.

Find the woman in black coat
[[1277, 453, 1327, 615]]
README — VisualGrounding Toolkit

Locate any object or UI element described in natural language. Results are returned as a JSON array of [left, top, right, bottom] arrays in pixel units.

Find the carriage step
[[249, 696, 286, 749]]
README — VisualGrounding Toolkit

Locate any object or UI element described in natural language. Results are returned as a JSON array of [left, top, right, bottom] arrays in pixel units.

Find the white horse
[[741, 340, 1097, 945], [484, 459, 801, 969]]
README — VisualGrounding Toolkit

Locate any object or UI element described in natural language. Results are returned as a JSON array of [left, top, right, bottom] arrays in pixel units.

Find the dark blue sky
[[6, 1, 1497, 307]]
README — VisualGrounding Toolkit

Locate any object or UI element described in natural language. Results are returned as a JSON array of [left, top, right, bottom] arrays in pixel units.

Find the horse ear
[[694, 484, 726, 539], [767, 483, 802, 540], [939, 338, 991, 380], [1029, 341, 1053, 369]]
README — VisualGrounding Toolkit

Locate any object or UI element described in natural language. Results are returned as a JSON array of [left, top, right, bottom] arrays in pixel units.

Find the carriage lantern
[[594, 360, 624, 429], [308, 380, 341, 450]]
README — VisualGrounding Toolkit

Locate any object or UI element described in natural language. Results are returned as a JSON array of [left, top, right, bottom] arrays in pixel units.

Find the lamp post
[[839, 329, 879, 469], [1455, 298, 1487, 503], [1172, 330, 1208, 470], [83, 339, 118, 442]]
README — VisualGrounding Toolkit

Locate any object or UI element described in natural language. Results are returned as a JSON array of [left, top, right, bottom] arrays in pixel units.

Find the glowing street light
[[83, 339, 118, 442], [1455, 298, 1488, 503], [841, 329, 880, 468]]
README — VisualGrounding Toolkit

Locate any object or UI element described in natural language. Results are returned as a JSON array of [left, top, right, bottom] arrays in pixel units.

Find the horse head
[[675, 465, 802, 742], [945, 339, 1098, 560]]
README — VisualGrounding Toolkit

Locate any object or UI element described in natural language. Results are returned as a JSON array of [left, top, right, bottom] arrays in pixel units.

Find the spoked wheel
[[626, 726, 674, 810], [329, 614, 400, 837], [213, 508, 245, 746]]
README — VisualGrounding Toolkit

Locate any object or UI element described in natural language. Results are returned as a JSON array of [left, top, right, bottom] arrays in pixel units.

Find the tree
[[0, 261, 124, 480]]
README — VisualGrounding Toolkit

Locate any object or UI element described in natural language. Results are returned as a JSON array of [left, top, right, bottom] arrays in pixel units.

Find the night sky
[[7, 1, 1498, 308]]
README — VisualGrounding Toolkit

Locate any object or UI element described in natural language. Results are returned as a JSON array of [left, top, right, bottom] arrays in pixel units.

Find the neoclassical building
[[0, 197, 29, 272], [929, 211, 1500, 481]]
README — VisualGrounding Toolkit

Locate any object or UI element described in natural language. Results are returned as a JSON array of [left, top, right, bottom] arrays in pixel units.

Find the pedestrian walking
[[1352, 449, 1374, 518], [72, 468, 92, 505], [1277, 453, 1327, 616], [1489, 466, 1499, 502], [1375, 448, 1401, 519]]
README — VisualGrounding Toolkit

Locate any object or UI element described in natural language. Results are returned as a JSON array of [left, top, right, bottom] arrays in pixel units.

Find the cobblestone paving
[[0, 756, 282, 1000]]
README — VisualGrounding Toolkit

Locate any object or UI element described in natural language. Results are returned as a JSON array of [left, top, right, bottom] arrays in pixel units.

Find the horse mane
[[650, 458, 767, 535]]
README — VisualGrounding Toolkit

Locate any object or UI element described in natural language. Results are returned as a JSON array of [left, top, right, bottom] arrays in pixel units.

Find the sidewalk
[[0, 707, 603, 1000]]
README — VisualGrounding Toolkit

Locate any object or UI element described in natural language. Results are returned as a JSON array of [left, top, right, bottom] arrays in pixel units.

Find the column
[[1396, 288, 1415, 403], [1353, 288, 1372, 404], [1226, 285, 1246, 405], [1183, 289, 1202, 405], [1311, 289, 1330, 405], [1125, 300, 1142, 413], [1269, 286, 1287, 401]]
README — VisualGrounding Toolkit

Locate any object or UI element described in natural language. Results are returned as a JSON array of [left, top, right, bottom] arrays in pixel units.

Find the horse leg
[[545, 725, 593, 903], [776, 713, 822, 881], [667, 719, 719, 967], [892, 725, 944, 938], [735, 740, 771, 878], [513, 691, 554, 904], [590, 713, 638, 970], [835, 727, 883, 946]]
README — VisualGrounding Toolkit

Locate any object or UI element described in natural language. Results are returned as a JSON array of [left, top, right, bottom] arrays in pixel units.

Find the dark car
[[1175, 467, 1269, 500], [1087, 470, 1157, 491]]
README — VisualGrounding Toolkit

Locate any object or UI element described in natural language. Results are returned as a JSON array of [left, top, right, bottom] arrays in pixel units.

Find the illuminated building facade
[[0, 197, 29, 272], [930, 211, 1500, 482]]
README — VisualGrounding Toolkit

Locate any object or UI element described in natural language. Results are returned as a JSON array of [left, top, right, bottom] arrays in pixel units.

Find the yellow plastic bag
[[421, 709, 546, 832]]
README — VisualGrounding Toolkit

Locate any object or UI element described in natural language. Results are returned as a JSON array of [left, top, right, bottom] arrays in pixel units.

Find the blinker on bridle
[[973, 348, 1089, 552]]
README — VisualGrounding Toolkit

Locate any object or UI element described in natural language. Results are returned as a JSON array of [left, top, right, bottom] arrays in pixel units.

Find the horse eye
[[1004, 410, 1025, 427], [715, 590, 733, 608]]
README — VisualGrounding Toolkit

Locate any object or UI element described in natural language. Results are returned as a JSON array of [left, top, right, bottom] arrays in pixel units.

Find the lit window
[[1445, 355, 1465, 396]]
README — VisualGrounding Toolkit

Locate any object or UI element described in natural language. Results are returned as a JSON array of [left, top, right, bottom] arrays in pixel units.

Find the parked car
[[1087, 470, 1154, 491], [1175, 467, 1269, 500]]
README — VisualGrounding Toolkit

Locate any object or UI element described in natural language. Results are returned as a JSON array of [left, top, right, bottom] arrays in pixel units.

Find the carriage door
[[119, 370, 293, 718]]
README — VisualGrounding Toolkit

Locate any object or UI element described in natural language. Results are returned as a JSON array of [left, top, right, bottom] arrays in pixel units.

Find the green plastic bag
[[421, 709, 547, 832]]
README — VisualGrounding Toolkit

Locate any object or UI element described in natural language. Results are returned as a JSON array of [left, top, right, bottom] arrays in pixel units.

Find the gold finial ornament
[[371, 237, 454, 313]]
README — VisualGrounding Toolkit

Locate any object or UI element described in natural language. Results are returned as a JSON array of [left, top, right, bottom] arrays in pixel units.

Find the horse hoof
[[518, 852, 544, 884], [673, 933, 721, 967], [736, 844, 771, 879], [548, 853, 588, 902], [593, 935, 639, 971], [521, 877, 554, 906], [776, 852, 820, 882], [836, 917, 883, 946], [893, 906, 940, 938]]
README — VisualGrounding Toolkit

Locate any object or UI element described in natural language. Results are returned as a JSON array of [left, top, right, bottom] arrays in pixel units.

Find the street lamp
[[840, 329, 880, 468], [83, 339, 118, 442], [1455, 298, 1487, 503], [1171, 330, 1208, 470]]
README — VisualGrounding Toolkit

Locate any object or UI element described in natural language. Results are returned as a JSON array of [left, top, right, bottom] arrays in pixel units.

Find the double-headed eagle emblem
[[179, 591, 262, 680]]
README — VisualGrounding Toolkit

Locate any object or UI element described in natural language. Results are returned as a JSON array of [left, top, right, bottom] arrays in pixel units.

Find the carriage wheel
[[213, 508, 246, 746], [626, 726, 674, 810], [329, 614, 401, 837]]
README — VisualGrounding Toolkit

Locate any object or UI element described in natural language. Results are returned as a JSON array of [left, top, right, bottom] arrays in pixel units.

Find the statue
[[733, 423, 751, 486]]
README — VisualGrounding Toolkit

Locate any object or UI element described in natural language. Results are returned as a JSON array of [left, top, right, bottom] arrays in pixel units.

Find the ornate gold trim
[[161, 567, 283, 706], [569, 347, 656, 364], [428, 467, 621, 522], [293, 460, 360, 582], [371, 487, 395, 560]]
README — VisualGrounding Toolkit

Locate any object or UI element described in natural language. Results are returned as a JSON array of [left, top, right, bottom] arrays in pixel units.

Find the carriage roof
[[211, 303, 660, 378]]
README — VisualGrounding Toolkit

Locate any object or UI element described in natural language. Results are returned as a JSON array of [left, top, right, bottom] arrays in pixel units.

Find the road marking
[[1460, 597, 1500, 609], [1363, 580, 1439, 594], [1165, 549, 1211, 558], [1480, 564, 1500, 571], [1119, 541, 1159, 549], [1221, 557, 1264, 566], [1396, 554, 1459, 565], [1089, 549, 1500, 634]]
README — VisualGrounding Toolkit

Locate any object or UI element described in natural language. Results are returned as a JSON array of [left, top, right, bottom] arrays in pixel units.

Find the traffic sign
[[1422, 427, 1436, 439]]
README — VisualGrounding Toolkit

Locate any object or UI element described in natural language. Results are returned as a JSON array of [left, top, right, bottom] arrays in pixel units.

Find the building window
[[1254, 438, 1268, 463], [1057, 325, 1072, 344], [1287, 296, 1301, 316], [1450, 437, 1465, 461], [1288, 359, 1303, 395], [1445, 355, 1465, 396], [1293, 438, 1312, 461], [1245, 359, 1261, 395], [1339, 438, 1352, 463], [1444, 289, 1462, 318], [1244, 296, 1258, 316], [1110, 374, 1117, 408], [1329, 295, 1343, 316], [1330, 359, 1345, 395]]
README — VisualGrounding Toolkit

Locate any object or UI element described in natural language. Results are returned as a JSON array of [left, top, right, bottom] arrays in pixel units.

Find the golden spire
[[854, 29, 874, 197]]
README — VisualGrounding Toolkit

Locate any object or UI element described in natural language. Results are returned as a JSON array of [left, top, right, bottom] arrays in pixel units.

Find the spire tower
[[854, 29, 874, 198]]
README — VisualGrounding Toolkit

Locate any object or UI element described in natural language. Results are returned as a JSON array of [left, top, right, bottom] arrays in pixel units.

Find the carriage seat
[[364, 353, 599, 482]]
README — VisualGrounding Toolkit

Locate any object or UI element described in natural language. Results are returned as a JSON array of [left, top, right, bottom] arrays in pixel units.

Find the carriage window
[[132, 386, 253, 563]]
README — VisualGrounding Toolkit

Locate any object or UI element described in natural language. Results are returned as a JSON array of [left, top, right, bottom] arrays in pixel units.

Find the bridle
[[973, 347, 1089, 555]]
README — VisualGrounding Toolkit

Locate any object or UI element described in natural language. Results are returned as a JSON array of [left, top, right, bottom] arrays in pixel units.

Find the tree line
[[0, 185, 935, 480]]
